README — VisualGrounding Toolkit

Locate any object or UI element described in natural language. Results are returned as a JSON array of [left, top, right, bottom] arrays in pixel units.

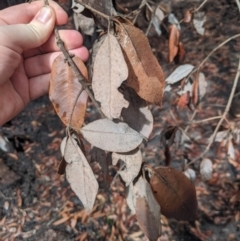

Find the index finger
[[0, 0, 68, 25]]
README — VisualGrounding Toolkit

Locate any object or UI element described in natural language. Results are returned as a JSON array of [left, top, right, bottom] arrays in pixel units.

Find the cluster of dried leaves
[[47, 0, 204, 240], [46, 0, 240, 240]]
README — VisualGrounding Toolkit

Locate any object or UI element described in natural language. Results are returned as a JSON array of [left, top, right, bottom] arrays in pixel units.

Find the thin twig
[[236, 0, 240, 13], [185, 109, 197, 133], [198, 34, 240, 69], [54, 28, 105, 118], [75, 0, 110, 21], [145, 0, 161, 36], [132, 0, 148, 24], [193, 0, 208, 13], [187, 57, 240, 166], [190, 115, 222, 124]]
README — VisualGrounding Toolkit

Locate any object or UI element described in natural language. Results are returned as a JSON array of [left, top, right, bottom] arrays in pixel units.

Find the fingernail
[[36, 7, 52, 23]]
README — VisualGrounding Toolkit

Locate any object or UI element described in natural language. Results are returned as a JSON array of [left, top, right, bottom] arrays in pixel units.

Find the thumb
[[0, 6, 56, 53]]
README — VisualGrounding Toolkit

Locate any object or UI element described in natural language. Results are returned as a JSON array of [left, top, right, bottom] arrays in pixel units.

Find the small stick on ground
[[187, 57, 240, 166]]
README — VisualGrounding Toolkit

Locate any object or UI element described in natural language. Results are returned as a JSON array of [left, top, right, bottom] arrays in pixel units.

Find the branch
[[132, 0, 148, 24], [198, 33, 240, 69], [192, 0, 208, 13], [187, 57, 240, 166], [75, 0, 110, 21], [54, 29, 106, 118], [145, 0, 161, 36]]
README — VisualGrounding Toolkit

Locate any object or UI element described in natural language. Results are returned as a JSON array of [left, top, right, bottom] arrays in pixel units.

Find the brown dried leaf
[[81, 119, 143, 152], [184, 10, 192, 23], [175, 42, 185, 64], [92, 33, 129, 119], [49, 54, 88, 130], [112, 148, 142, 186], [61, 137, 99, 212], [192, 72, 207, 106], [133, 176, 161, 241], [192, 77, 199, 107], [121, 88, 153, 139], [144, 164, 198, 221], [177, 91, 190, 109], [116, 19, 164, 106], [168, 24, 180, 63], [57, 158, 67, 175]]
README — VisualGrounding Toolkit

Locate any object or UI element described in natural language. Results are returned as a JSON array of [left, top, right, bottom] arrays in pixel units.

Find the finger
[[25, 47, 89, 78], [23, 30, 84, 58], [0, 6, 56, 54], [29, 73, 50, 101], [0, 0, 67, 26]]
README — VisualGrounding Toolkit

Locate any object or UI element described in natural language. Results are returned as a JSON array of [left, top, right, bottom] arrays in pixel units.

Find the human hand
[[0, 1, 89, 126]]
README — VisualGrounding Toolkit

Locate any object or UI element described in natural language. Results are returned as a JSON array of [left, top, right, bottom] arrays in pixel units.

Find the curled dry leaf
[[115, 18, 165, 106], [192, 72, 207, 106], [132, 176, 161, 241], [227, 139, 235, 160], [49, 54, 88, 130], [0, 134, 12, 152], [177, 91, 190, 109], [175, 42, 185, 64], [81, 119, 143, 152], [57, 158, 67, 175], [168, 24, 180, 63], [193, 11, 206, 35], [61, 137, 99, 212], [144, 164, 198, 221], [166, 64, 194, 84], [184, 10, 192, 23], [200, 158, 213, 181], [152, 7, 165, 36], [112, 148, 142, 186], [92, 33, 129, 119], [121, 88, 153, 139], [184, 168, 196, 182], [168, 13, 181, 30]]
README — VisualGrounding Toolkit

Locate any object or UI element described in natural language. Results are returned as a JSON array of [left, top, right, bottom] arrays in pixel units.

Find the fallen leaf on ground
[[200, 158, 213, 181], [168, 24, 180, 63], [166, 64, 194, 84], [193, 11, 206, 35], [177, 91, 190, 109], [184, 10, 192, 23]]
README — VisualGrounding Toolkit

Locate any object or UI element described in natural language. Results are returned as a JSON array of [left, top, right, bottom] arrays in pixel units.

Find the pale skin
[[0, 1, 89, 126]]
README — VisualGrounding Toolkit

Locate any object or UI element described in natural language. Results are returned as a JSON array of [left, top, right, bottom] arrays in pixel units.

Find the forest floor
[[0, 0, 240, 240]]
